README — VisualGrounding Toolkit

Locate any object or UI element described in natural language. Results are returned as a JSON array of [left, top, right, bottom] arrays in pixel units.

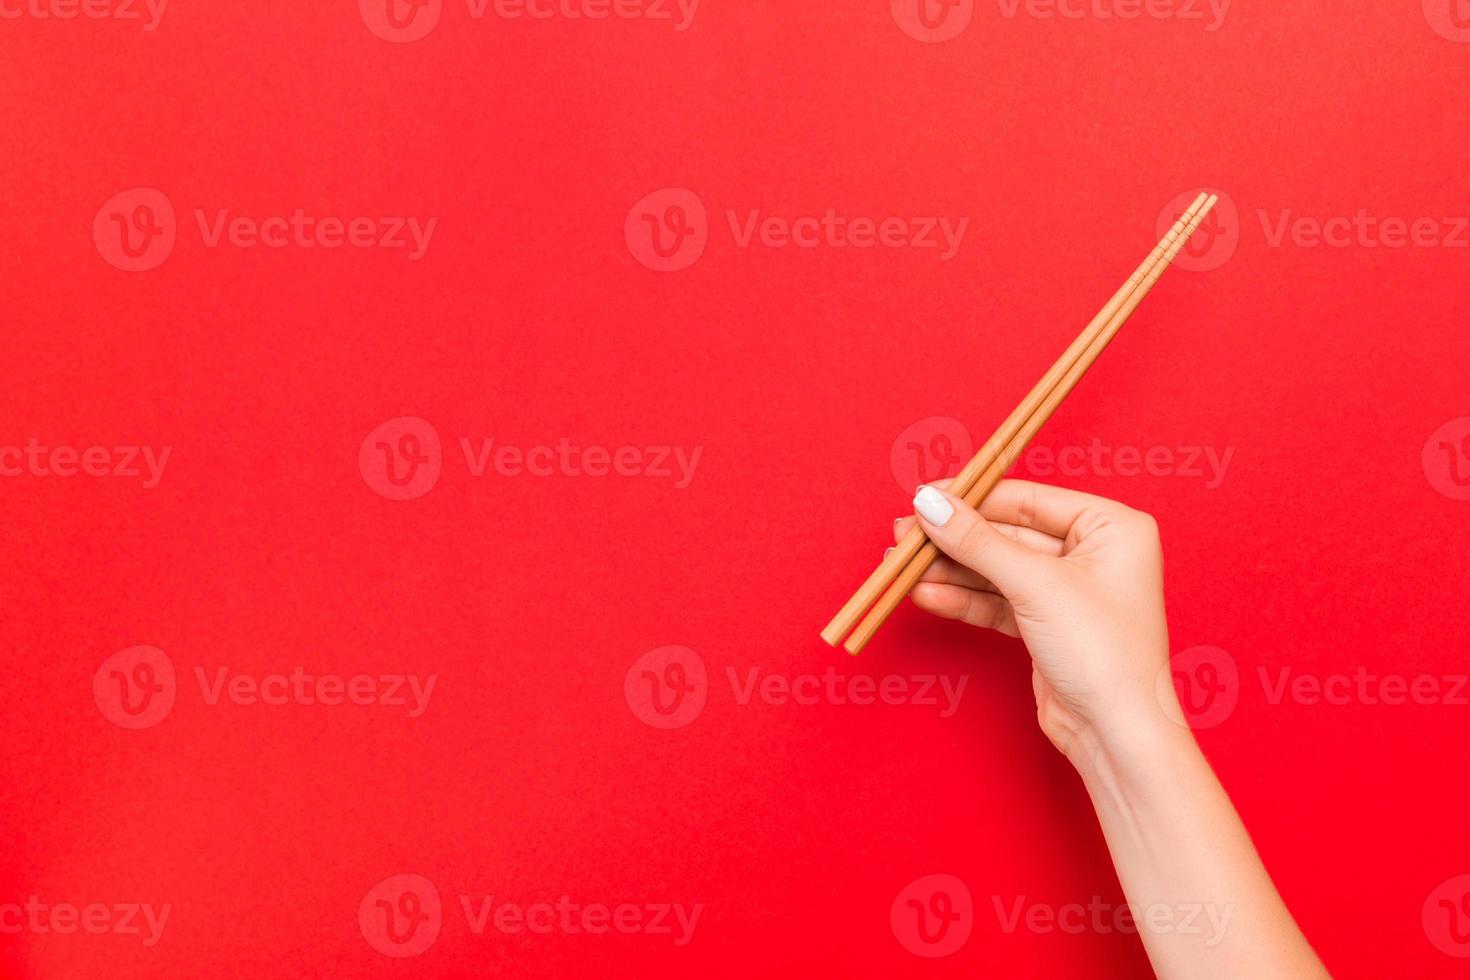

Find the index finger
[[976, 479, 1132, 538]]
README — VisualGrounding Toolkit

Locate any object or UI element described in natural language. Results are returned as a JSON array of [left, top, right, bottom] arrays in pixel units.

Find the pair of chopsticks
[[823, 192, 1218, 655]]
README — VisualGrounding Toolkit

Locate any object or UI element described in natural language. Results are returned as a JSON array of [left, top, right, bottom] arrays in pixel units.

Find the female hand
[[898, 479, 1180, 763]]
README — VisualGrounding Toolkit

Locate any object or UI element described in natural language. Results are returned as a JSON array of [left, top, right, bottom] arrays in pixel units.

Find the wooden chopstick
[[820, 192, 1210, 649], [841, 195, 1219, 654]]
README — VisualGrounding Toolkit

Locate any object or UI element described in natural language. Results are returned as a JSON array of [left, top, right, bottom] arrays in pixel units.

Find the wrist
[[1064, 709, 1204, 809], [1060, 653, 1199, 791]]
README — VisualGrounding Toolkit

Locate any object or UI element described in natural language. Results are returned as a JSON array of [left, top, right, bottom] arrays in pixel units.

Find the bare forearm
[[901, 482, 1327, 977], [1070, 719, 1329, 980]]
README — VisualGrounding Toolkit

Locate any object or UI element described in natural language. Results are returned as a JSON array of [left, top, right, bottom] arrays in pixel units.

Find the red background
[[3, 0, 1469, 976]]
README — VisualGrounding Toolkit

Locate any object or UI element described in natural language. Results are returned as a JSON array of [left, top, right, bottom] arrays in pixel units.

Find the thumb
[[913, 484, 1054, 601]]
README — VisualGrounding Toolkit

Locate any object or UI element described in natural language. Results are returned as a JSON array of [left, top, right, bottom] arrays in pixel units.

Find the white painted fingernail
[[914, 486, 954, 527]]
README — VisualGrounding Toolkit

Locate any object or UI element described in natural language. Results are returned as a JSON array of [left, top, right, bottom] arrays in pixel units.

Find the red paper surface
[[3, 1, 1469, 976]]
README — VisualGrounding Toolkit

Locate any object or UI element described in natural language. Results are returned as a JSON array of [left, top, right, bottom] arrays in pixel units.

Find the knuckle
[[1129, 508, 1161, 540], [985, 598, 1010, 633], [991, 522, 1020, 544], [1017, 483, 1039, 529], [970, 593, 1010, 633], [1115, 508, 1164, 562], [954, 519, 994, 564]]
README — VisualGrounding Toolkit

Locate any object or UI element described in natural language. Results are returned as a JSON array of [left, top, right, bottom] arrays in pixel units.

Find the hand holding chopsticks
[[823, 193, 1218, 654]]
